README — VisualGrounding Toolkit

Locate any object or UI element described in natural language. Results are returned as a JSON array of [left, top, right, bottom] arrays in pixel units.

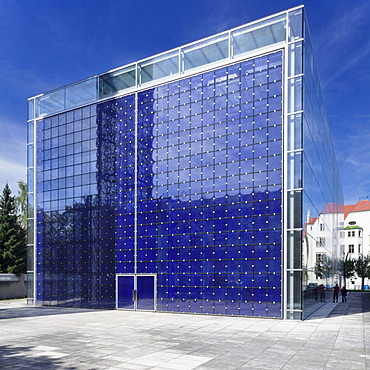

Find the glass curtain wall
[[27, 6, 343, 319], [285, 8, 344, 319]]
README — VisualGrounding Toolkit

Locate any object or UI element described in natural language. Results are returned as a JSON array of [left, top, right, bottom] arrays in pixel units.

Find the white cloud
[[0, 157, 26, 195]]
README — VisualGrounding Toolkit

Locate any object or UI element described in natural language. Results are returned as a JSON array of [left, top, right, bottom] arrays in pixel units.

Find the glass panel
[[232, 14, 286, 56], [287, 114, 302, 151], [287, 230, 301, 269], [287, 190, 302, 229], [287, 151, 302, 189], [27, 219, 34, 244], [183, 33, 228, 71], [27, 193, 34, 218], [27, 144, 34, 167], [288, 8, 303, 41], [27, 245, 34, 271], [139, 51, 179, 84], [137, 275, 155, 310], [36, 89, 65, 117], [27, 168, 34, 188], [287, 270, 302, 310], [27, 121, 34, 144], [28, 99, 34, 120], [288, 41, 303, 77], [117, 275, 135, 309], [288, 76, 302, 113], [65, 78, 97, 109], [99, 65, 136, 98], [27, 272, 34, 299]]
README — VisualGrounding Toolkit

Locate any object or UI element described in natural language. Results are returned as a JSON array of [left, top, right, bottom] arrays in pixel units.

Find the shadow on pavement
[[0, 344, 77, 369], [327, 292, 370, 318], [0, 300, 106, 320]]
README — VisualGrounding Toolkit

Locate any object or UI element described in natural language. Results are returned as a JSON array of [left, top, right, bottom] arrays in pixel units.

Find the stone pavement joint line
[[0, 292, 369, 369]]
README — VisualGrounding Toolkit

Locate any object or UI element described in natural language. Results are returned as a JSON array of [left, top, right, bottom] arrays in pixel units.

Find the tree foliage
[[15, 180, 27, 229], [355, 255, 370, 290], [0, 184, 27, 274], [343, 253, 355, 287]]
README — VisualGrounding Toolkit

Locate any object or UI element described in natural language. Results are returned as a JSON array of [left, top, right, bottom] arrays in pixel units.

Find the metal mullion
[[134, 93, 138, 276], [33, 115, 37, 306], [282, 40, 288, 319]]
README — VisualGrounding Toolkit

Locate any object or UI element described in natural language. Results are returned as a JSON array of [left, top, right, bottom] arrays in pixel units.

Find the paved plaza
[[0, 293, 369, 369]]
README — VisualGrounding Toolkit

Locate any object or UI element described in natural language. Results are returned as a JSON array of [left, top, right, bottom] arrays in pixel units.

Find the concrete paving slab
[[1, 292, 369, 369]]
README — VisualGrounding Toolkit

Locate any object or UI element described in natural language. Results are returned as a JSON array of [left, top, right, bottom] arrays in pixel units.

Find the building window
[[316, 253, 323, 262], [348, 230, 355, 237], [339, 231, 345, 238], [358, 244, 361, 253], [349, 245, 354, 253], [359, 230, 362, 237], [320, 223, 325, 231], [318, 237, 326, 247]]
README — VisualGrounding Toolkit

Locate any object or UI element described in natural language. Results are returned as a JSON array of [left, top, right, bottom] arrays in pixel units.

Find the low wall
[[0, 274, 27, 299]]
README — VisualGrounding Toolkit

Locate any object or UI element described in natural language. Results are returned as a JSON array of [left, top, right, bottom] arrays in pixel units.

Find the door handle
[[132, 289, 138, 301]]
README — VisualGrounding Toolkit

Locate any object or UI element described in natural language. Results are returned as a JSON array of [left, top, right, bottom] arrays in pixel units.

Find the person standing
[[333, 284, 340, 303], [340, 286, 348, 302], [317, 284, 325, 302]]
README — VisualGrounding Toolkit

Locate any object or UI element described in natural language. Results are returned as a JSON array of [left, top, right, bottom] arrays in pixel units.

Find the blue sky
[[0, 0, 369, 205]]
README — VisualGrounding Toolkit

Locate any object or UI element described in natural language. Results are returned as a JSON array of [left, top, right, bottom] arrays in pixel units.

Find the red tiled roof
[[307, 217, 318, 225], [344, 200, 370, 219], [322, 203, 343, 214]]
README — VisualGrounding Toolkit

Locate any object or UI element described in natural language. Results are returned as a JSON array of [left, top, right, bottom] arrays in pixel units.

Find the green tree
[[355, 255, 370, 290], [343, 253, 355, 287], [15, 180, 27, 229], [0, 184, 27, 274]]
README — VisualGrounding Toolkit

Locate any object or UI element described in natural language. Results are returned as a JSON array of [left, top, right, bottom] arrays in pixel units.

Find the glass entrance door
[[116, 274, 156, 311]]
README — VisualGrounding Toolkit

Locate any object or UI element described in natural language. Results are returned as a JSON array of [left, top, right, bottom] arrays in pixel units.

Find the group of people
[[333, 284, 348, 303], [315, 284, 348, 302]]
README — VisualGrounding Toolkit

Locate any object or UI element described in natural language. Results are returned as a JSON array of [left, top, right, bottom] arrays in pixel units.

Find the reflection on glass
[[232, 15, 286, 56], [28, 99, 34, 120], [99, 65, 136, 98], [65, 78, 97, 109], [183, 33, 229, 71], [139, 52, 179, 84]]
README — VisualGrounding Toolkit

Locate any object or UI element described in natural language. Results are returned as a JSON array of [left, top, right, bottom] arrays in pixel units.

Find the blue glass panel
[[117, 276, 134, 309]]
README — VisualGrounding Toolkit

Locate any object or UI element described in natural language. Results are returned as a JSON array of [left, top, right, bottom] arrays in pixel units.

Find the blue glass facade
[[34, 53, 283, 316], [27, 6, 343, 319]]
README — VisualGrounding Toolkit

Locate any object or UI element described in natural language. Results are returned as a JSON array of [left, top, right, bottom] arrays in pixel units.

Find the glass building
[[27, 6, 343, 319]]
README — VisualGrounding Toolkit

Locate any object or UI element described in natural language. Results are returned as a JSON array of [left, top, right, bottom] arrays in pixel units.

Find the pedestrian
[[333, 283, 340, 303], [340, 286, 348, 302], [317, 284, 325, 302]]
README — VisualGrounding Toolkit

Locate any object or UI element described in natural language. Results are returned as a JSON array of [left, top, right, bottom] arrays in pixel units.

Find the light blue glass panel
[[27, 168, 34, 187], [99, 65, 136, 98], [232, 15, 286, 56], [183, 33, 228, 71], [288, 41, 303, 77], [65, 78, 97, 109], [27, 144, 34, 167], [288, 77, 302, 113], [140, 51, 179, 84], [36, 90, 65, 117], [27, 121, 34, 144], [288, 7, 303, 41], [287, 113, 302, 151], [28, 99, 34, 120]]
